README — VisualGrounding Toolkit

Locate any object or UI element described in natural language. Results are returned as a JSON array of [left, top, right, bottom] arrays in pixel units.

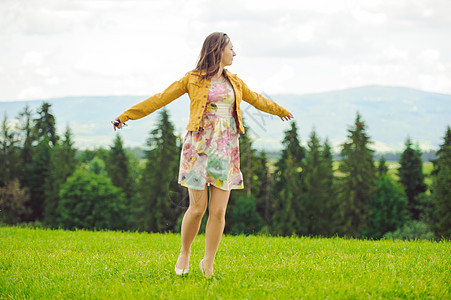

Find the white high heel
[[199, 258, 213, 277], [174, 265, 189, 276], [199, 259, 205, 276], [175, 253, 189, 276]]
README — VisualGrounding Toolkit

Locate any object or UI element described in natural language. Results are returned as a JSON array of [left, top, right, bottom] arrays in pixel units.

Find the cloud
[[22, 52, 45, 66], [0, 0, 450, 101], [17, 86, 47, 100], [0, 0, 78, 35], [371, 140, 394, 152], [196, 3, 350, 59]]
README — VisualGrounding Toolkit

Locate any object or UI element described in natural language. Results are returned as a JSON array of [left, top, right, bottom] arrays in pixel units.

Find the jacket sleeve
[[118, 73, 189, 123], [240, 79, 290, 118]]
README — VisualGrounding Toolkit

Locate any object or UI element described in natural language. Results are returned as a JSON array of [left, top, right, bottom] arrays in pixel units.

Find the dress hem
[[179, 182, 244, 191]]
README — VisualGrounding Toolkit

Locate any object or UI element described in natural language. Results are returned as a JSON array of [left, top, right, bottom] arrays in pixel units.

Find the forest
[[0, 102, 450, 240]]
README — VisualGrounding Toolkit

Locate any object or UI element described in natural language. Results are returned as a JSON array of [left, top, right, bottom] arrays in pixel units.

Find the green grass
[[1, 227, 449, 299]]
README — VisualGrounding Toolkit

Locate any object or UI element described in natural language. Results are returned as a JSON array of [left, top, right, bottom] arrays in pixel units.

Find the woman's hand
[[112, 118, 123, 131], [281, 113, 294, 121]]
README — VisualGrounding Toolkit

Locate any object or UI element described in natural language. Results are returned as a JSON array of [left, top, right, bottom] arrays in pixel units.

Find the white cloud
[[371, 140, 393, 153], [17, 86, 47, 100], [22, 52, 45, 66], [382, 46, 409, 62], [349, 7, 387, 24], [417, 141, 437, 152], [418, 49, 440, 62], [45, 77, 60, 85], [0, 0, 450, 101], [36, 67, 52, 77]]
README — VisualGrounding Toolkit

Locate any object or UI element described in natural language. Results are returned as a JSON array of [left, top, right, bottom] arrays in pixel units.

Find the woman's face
[[221, 41, 236, 67]]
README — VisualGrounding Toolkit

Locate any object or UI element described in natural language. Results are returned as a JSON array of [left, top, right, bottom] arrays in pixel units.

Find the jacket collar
[[191, 69, 234, 80]]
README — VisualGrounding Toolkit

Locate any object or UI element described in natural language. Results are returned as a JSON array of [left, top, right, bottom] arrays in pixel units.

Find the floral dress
[[178, 78, 244, 190]]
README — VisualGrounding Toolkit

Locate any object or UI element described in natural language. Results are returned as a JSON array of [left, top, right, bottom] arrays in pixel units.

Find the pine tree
[[272, 153, 300, 236], [239, 122, 256, 196], [277, 122, 305, 169], [106, 134, 134, 199], [322, 139, 340, 235], [16, 105, 35, 182], [23, 102, 59, 221], [302, 130, 336, 236], [43, 127, 77, 227], [432, 126, 451, 239], [227, 121, 268, 233], [378, 156, 389, 176], [1, 114, 21, 187], [337, 112, 377, 237], [398, 138, 427, 220], [137, 109, 181, 232], [106, 134, 135, 229], [273, 122, 305, 190], [322, 139, 334, 178], [228, 194, 264, 235], [365, 157, 408, 239], [272, 122, 306, 235], [254, 151, 271, 225], [24, 137, 52, 221], [34, 102, 58, 146]]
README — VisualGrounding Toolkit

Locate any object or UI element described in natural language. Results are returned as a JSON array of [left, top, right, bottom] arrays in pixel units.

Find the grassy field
[[1, 227, 449, 299]]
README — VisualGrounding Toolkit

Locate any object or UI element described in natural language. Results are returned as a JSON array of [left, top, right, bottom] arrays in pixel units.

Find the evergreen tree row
[[1, 102, 450, 240]]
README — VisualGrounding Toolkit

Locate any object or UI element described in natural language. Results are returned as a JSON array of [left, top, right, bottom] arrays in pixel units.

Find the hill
[[0, 85, 450, 152]]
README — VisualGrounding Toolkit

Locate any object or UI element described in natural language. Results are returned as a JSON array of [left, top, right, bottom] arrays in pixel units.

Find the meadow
[[1, 226, 449, 299]]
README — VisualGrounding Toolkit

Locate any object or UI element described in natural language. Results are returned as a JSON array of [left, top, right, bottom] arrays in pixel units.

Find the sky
[[1, 0, 451, 102]]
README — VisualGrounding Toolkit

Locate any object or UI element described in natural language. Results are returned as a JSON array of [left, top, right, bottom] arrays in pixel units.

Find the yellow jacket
[[118, 70, 290, 134]]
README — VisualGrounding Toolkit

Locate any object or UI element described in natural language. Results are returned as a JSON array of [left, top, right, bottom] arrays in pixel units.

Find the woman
[[113, 32, 293, 278]]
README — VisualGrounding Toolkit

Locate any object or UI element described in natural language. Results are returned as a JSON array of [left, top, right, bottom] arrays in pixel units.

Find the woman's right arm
[[117, 73, 190, 123], [240, 79, 291, 119]]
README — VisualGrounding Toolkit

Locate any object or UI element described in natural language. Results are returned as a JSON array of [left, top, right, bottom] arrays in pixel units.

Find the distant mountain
[[1, 85, 450, 153]]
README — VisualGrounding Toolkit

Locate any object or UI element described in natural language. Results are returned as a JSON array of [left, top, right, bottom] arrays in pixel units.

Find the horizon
[[101, 144, 440, 156], [1, 83, 450, 104], [1, 84, 449, 154]]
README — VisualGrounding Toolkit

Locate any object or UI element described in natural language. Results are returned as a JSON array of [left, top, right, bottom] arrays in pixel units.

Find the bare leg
[[202, 185, 231, 277], [176, 186, 208, 271]]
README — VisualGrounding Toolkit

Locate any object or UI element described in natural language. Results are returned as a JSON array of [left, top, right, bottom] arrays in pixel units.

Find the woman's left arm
[[241, 80, 293, 121]]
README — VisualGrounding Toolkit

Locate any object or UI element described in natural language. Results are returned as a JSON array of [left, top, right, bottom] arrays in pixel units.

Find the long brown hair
[[194, 32, 230, 81]]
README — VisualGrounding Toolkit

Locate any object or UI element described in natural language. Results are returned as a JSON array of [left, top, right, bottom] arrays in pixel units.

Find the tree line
[[0, 102, 450, 240]]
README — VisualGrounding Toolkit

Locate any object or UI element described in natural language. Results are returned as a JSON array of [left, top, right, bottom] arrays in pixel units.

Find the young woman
[[113, 32, 293, 278]]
